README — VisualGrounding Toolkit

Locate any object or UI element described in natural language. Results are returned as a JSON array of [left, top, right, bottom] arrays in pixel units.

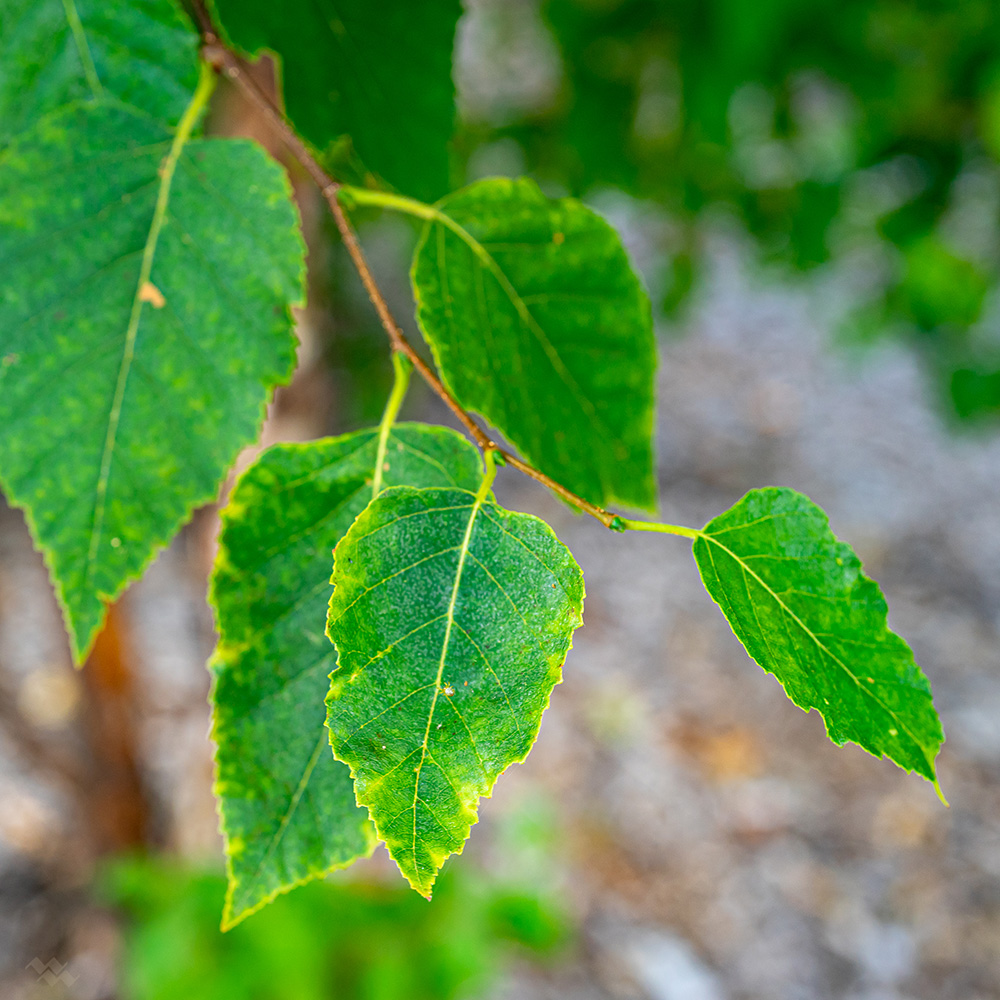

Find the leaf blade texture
[[0, 0, 197, 146], [0, 4, 306, 660], [326, 486, 585, 896], [692, 487, 944, 785], [211, 424, 483, 928], [210, 0, 461, 201], [411, 177, 657, 511]]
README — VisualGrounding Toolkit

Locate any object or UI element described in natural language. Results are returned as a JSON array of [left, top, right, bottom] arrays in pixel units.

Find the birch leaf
[[410, 177, 657, 511], [326, 486, 585, 896], [692, 487, 944, 790], [0, 1, 305, 660]]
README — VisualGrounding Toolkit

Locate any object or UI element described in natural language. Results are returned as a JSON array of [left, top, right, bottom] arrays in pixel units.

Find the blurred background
[[3, 0, 1000, 996]]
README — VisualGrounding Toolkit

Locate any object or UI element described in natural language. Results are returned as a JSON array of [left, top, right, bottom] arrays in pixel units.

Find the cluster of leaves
[[0, 0, 944, 930], [465, 0, 1000, 419]]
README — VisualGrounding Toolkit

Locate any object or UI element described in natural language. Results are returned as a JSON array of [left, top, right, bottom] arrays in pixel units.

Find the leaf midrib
[[80, 67, 213, 638], [407, 486, 488, 890], [228, 732, 325, 919], [60, 0, 103, 99]]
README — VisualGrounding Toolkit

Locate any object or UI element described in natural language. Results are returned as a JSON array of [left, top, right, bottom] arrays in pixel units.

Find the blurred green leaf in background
[[456, 0, 1000, 420], [101, 850, 570, 1000]]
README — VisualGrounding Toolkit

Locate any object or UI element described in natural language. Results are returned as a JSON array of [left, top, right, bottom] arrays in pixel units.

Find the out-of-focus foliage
[[211, 0, 461, 201], [101, 855, 570, 1000], [457, 0, 1000, 420]]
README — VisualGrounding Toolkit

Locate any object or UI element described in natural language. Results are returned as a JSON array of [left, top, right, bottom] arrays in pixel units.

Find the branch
[[192, 5, 619, 528]]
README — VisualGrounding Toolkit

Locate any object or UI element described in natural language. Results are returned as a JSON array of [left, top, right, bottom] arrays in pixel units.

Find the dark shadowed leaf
[[210, 0, 461, 201]]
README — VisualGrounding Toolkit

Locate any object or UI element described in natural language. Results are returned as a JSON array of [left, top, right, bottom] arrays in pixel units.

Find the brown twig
[[192, 2, 619, 528]]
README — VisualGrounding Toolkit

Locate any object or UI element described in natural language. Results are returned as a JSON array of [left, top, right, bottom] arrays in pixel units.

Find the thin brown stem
[[190, 2, 619, 528], [199, 39, 331, 193]]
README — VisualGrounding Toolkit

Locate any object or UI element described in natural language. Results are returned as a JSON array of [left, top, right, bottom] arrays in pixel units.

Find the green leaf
[[0, 0, 197, 145], [410, 177, 657, 511], [326, 485, 585, 896], [210, 423, 484, 928], [691, 487, 944, 788], [0, 18, 305, 661], [210, 0, 461, 201]]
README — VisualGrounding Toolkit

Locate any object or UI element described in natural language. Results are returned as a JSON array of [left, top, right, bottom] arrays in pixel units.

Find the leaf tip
[[219, 887, 245, 934], [401, 866, 437, 900]]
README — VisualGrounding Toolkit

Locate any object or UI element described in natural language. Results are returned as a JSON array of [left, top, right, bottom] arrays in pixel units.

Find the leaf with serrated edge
[[411, 177, 656, 511], [692, 487, 944, 789], [326, 486, 585, 896], [211, 0, 460, 201], [211, 424, 484, 928], [0, 1, 305, 661]]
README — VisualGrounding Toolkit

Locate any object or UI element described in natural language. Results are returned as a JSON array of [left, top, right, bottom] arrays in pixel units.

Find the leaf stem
[[340, 186, 437, 221], [933, 779, 949, 807], [372, 352, 413, 498], [477, 448, 500, 504], [614, 518, 702, 540]]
